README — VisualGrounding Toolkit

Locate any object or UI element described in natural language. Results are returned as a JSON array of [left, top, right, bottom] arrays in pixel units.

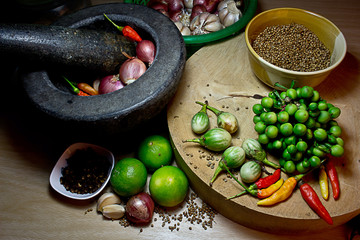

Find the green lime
[[149, 166, 189, 207], [138, 135, 173, 171], [110, 158, 148, 197]]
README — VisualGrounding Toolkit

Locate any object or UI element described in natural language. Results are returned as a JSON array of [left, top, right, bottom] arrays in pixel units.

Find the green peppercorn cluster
[[252, 82, 344, 174]]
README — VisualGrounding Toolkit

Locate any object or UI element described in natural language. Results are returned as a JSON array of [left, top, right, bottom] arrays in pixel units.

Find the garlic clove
[[97, 192, 122, 212], [218, 8, 229, 24], [189, 16, 199, 31], [206, 13, 221, 23], [198, 12, 211, 27], [203, 14, 223, 32], [204, 21, 224, 32], [174, 21, 191, 36], [218, 0, 242, 27], [102, 204, 125, 220]]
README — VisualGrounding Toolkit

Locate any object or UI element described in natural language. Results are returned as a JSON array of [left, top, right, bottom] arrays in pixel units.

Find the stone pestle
[[0, 23, 136, 74]]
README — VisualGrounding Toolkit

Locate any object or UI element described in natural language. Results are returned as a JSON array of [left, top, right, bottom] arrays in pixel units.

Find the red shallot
[[204, 0, 221, 13], [126, 192, 155, 224], [98, 74, 124, 94], [119, 57, 147, 85], [169, 9, 183, 22], [136, 40, 156, 65], [167, 0, 184, 12]]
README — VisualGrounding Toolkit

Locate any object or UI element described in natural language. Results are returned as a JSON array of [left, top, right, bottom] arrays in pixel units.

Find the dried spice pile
[[118, 192, 217, 231], [252, 23, 331, 72], [60, 148, 110, 194]]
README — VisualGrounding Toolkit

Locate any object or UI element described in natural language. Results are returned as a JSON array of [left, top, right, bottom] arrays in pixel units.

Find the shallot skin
[[126, 192, 155, 224], [136, 40, 156, 65], [119, 58, 147, 85], [98, 74, 124, 94]]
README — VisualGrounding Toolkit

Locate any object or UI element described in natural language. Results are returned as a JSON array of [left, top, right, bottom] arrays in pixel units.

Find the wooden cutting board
[[167, 33, 360, 234]]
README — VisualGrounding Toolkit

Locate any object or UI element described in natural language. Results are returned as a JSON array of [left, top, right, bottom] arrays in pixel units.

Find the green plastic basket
[[124, 0, 258, 56]]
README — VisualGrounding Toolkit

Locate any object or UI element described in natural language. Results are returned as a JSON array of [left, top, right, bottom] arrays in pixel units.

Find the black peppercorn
[[60, 148, 110, 194]]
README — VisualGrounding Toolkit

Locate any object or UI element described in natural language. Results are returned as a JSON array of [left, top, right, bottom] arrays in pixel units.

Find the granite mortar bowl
[[20, 3, 186, 135], [245, 8, 347, 89]]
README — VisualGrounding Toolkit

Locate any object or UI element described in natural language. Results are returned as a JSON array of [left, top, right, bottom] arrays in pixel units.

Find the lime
[[138, 135, 173, 171], [110, 158, 147, 197], [149, 166, 189, 207]]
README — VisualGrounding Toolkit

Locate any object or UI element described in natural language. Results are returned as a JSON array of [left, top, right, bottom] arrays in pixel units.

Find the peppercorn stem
[[103, 13, 124, 31]]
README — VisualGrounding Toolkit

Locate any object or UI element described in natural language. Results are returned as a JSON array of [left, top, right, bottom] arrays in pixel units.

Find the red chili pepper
[[325, 158, 340, 200], [77, 91, 90, 96], [250, 169, 281, 190], [298, 180, 333, 225], [77, 82, 98, 96], [257, 178, 284, 199], [122, 25, 142, 42], [104, 13, 142, 42], [227, 169, 282, 200]]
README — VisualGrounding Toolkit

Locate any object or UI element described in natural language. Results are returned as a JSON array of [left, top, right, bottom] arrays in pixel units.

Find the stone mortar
[[21, 3, 186, 135]]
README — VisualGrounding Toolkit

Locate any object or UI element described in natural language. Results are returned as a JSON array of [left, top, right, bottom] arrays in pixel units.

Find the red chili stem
[[103, 13, 142, 42], [250, 169, 281, 190], [63, 76, 89, 96], [299, 180, 333, 225], [325, 158, 340, 200]]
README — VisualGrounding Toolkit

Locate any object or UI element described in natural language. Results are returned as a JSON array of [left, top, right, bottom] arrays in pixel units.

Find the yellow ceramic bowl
[[245, 8, 347, 89]]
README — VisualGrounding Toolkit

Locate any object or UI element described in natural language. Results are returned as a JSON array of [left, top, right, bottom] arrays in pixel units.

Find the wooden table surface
[[1, 0, 359, 239]]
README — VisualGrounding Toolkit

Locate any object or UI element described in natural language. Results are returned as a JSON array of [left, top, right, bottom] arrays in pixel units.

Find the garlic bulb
[[190, 12, 224, 35], [174, 21, 191, 35], [218, 0, 242, 27]]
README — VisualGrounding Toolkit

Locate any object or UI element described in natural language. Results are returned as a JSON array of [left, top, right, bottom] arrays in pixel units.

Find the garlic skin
[[217, 0, 242, 27], [190, 12, 224, 35], [102, 204, 125, 220], [174, 21, 191, 35], [97, 192, 122, 212]]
